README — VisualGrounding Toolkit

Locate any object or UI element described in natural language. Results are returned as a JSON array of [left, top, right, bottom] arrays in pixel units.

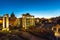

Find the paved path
[[21, 32, 46, 40]]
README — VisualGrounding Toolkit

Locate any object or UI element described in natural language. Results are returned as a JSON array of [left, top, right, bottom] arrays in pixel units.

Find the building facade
[[22, 13, 35, 29], [9, 12, 17, 26]]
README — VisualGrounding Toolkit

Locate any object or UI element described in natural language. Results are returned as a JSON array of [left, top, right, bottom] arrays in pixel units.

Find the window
[[58, 28, 60, 33], [53, 28, 56, 32]]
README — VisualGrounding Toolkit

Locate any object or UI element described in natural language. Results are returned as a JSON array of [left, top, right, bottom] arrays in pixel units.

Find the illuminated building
[[22, 13, 35, 29], [9, 12, 17, 26], [19, 18, 22, 27], [14, 18, 20, 27], [0, 17, 3, 25], [2, 14, 9, 31], [35, 18, 40, 23], [52, 24, 60, 37]]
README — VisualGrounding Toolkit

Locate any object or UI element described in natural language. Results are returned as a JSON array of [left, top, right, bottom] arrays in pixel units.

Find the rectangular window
[[53, 28, 56, 32], [58, 28, 60, 33]]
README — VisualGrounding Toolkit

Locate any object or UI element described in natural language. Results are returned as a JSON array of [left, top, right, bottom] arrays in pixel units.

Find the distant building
[[0, 17, 3, 25], [9, 12, 17, 26], [22, 13, 35, 29], [14, 18, 20, 27], [19, 18, 22, 27], [35, 18, 40, 23], [34, 18, 41, 27]]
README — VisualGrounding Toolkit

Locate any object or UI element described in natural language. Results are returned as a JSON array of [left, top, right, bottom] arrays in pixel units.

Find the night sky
[[0, 0, 60, 18]]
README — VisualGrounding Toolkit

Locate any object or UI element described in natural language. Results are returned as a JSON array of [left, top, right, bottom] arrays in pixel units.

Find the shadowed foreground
[[0, 31, 47, 40]]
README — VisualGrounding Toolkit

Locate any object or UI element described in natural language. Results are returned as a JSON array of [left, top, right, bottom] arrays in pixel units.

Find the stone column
[[2, 14, 9, 31]]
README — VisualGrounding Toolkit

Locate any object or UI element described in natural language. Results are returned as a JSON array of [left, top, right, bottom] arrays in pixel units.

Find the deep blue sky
[[0, 0, 60, 18]]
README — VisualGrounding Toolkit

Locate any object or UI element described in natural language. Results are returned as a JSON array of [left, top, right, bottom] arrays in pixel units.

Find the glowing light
[[55, 32, 60, 37], [0, 20, 2, 23]]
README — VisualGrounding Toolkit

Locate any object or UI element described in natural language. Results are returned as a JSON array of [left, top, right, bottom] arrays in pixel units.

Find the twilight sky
[[0, 0, 60, 18]]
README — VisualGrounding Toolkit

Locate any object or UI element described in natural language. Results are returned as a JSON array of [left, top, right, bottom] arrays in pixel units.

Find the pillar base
[[2, 28, 9, 31]]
